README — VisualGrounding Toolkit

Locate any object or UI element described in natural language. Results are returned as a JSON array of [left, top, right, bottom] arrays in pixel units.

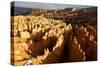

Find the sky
[[11, 1, 96, 9]]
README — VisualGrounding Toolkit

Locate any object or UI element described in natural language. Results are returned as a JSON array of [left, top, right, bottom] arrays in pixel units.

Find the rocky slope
[[11, 16, 72, 65], [11, 7, 97, 65]]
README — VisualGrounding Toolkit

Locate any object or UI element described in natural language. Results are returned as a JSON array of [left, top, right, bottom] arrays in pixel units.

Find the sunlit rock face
[[11, 7, 97, 65], [11, 16, 72, 65]]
